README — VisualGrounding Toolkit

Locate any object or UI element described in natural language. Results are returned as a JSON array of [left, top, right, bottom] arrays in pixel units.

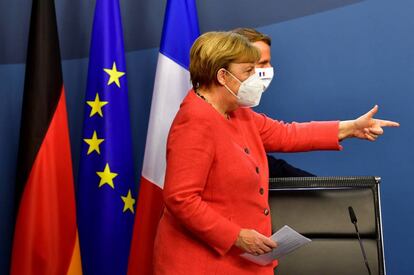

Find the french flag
[[127, 1, 200, 274]]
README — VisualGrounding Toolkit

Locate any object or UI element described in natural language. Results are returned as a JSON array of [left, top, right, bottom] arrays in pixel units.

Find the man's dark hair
[[231, 28, 272, 46]]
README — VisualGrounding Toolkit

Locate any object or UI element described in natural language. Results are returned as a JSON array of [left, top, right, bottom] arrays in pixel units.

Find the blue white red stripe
[[127, 1, 200, 274]]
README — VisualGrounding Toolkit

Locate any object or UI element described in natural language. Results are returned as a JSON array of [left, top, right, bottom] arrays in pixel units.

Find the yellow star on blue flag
[[103, 62, 125, 88]]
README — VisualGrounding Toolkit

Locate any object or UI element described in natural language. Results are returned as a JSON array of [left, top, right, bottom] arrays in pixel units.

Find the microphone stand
[[349, 206, 372, 275]]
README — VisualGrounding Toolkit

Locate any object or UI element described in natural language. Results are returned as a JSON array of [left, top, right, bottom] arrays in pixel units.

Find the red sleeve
[[163, 115, 241, 256], [251, 111, 342, 152]]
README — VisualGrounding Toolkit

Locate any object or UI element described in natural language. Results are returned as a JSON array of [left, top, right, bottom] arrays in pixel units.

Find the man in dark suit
[[232, 28, 315, 178]]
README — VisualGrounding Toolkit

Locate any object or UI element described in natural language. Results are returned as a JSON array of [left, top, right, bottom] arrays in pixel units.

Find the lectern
[[269, 176, 385, 275]]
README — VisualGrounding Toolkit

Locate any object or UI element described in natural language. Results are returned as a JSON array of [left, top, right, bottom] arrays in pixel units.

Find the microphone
[[348, 206, 372, 275]]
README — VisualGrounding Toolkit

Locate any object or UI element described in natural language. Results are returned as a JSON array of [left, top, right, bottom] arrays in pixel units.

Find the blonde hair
[[189, 31, 260, 89]]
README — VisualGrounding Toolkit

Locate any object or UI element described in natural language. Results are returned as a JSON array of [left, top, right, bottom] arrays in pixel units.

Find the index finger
[[377, 119, 400, 127]]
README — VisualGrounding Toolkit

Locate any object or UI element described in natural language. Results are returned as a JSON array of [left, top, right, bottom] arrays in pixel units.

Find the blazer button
[[264, 208, 269, 216], [259, 187, 264, 195], [244, 148, 250, 154], [255, 167, 260, 174]]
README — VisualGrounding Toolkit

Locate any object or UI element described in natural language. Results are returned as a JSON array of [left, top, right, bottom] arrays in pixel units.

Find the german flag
[[10, 0, 82, 274]]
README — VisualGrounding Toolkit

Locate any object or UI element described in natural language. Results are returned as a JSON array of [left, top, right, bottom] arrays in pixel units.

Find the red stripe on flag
[[128, 177, 164, 275], [11, 89, 78, 275]]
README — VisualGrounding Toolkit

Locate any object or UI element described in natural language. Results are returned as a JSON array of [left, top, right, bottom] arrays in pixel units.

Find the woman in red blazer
[[153, 31, 399, 275]]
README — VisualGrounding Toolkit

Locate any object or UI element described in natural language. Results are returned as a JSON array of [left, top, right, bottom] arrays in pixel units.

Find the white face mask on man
[[223, 69, 265, 108], [255, 67, 274, 91]]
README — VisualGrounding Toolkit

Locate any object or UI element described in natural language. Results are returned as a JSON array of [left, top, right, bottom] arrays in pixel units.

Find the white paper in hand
[[240, 225, 311, 266]]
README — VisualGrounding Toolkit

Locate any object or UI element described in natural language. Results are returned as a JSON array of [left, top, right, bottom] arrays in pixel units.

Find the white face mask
[[255, 67, 274, 91], [223, 70, 265, 108]]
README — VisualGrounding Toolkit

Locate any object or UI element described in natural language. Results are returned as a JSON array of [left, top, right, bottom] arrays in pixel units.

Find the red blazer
[[153, 91, 340, 275]]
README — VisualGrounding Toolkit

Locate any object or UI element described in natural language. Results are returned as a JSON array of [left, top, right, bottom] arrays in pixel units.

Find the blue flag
[[78, 1, 135, 274]]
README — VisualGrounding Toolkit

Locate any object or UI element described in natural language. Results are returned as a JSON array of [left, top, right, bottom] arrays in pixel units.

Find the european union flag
[[77, 0, 135, 274]]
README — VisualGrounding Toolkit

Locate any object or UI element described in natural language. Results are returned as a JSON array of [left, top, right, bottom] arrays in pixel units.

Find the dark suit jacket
[[267, 155, 315, 177]]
